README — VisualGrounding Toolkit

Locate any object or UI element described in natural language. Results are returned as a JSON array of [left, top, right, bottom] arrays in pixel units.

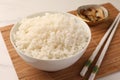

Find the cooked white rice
[[13, 13, 89, 60]]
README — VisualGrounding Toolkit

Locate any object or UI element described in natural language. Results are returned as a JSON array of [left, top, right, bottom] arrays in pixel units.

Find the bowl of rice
[[10, 12, 91, 71]]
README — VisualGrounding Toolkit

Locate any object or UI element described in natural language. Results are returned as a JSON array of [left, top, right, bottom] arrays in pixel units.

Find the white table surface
[[0, 0, 120, 80]]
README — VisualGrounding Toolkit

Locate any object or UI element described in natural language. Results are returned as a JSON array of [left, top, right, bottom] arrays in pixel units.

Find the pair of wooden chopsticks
[[80, 13, 120, 80]]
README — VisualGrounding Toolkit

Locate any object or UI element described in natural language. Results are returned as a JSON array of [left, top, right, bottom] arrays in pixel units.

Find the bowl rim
[[10, 11, 91, 61]]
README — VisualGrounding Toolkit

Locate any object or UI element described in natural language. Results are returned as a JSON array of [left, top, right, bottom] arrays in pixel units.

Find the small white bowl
[[10, 12, 91, 71], [77, 4, 109, 25]]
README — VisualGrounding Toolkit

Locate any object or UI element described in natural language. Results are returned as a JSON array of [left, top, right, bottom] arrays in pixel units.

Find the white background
[[0, 0, 120, 22], [0, 0, 120, 80]]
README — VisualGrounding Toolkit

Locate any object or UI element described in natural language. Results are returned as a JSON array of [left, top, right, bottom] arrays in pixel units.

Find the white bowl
[[10, 12, 91, 71], [77, 4, 109, 25]]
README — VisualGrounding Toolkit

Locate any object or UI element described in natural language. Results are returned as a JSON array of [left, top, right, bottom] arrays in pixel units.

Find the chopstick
[[88, 13, 120, 80], [80, 12, 120, 77], [80, 13, 120, 80]]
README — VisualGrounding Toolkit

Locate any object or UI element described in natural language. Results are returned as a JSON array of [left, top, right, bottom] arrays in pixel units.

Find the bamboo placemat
[[0, 3, 120, 80]]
